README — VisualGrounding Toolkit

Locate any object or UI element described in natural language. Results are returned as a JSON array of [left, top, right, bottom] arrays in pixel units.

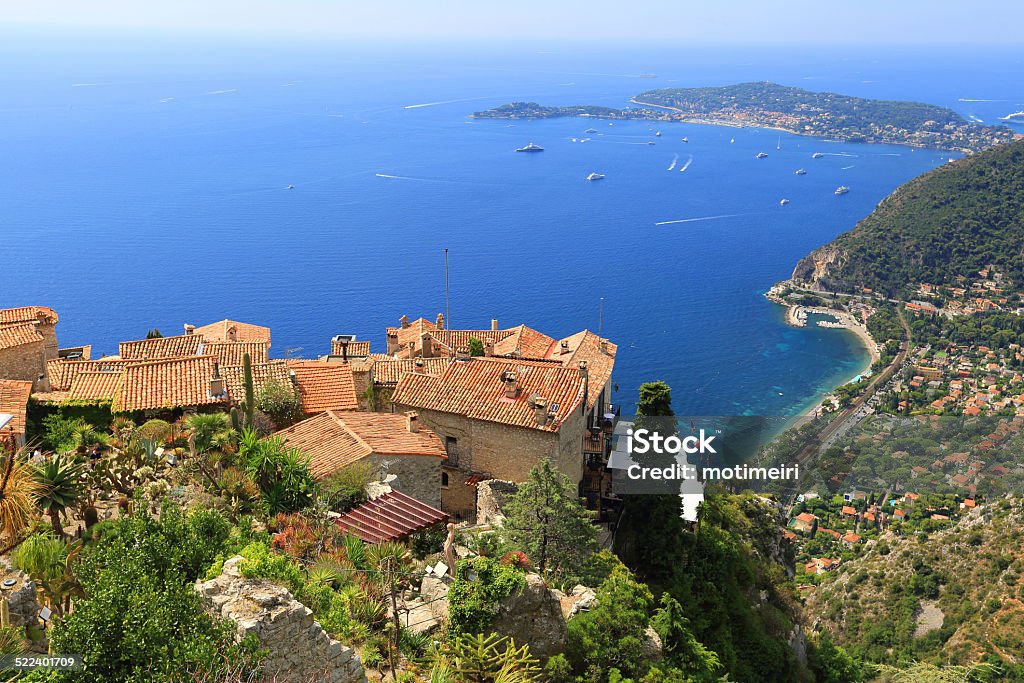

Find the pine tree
[[503, 461, 597, 581]]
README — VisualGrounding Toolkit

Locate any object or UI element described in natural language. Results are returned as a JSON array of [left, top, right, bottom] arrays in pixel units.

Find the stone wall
[[0, 340, 49, 392], [0, 561, 41, 629], [476, 480, 519, 527], [368, 453, 443, 509], [195, 556, 367, 683], [391, 403, 587, 521]]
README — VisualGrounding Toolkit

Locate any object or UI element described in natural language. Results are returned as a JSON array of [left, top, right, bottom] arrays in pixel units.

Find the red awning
[[334, 490, 447, 544]]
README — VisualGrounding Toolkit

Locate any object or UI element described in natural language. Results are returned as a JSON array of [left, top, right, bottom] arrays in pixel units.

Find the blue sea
[[2, 32, 1022, 416]]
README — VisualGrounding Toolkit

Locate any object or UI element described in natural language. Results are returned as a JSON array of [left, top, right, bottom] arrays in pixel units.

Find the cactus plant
[[242, 352, 255, 429]]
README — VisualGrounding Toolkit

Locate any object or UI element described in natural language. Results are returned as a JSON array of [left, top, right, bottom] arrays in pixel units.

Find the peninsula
[[473, 81, 1020, 153]]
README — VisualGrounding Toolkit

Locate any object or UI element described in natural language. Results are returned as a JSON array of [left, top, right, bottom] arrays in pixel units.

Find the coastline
[[765, 293, 880, 422]]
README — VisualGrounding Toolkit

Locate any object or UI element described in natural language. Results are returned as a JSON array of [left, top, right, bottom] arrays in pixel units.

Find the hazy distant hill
[[792, 139, 1024, 296]]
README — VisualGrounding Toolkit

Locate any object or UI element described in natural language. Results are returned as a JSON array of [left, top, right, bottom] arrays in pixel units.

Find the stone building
[[0, 306, 59, 391], [273, 410, 447, 508], [391, 356, 590, 520], [0, 379, 33, 447]]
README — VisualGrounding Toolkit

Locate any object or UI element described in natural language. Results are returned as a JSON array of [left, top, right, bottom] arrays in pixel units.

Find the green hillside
[[792, 139, 1024, 295]]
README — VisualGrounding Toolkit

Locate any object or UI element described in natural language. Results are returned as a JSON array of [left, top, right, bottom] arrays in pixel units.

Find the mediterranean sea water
[[2, 32, 1022, 415]]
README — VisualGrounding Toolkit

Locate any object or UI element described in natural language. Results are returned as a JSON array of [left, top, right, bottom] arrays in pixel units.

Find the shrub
[[447, 556, 526, 635]]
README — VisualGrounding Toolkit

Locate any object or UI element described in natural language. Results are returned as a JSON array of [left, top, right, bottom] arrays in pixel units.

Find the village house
[[286, 361, 359, 416], [0, 379, 33, 447], [390, 355, 590, 520], [187, 319, 271, 345], [0, 306, 60, 391], [274, 410, 447, 508]]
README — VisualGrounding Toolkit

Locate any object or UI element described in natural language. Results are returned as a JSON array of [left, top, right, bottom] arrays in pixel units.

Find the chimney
[[405, 411, 419, 433], [560, 340, 570, 354], [184, 324, 195, 336], [227, 325, 237, 342], [532, 396, 549, 426], [400, 315, 410, 329], [579, 360, 589, 415], [578, 360, 589, 381], [414, 358, 425, 371], [491, 318, 499, 332], [501, 370, 519, 398], [339, 340, 349, 362], [456, 346, 471, 362], [484, 338, 495, 357], [599, 339, 609, 354], [435, 313, 445, 330], [421, 333, 433, 358]]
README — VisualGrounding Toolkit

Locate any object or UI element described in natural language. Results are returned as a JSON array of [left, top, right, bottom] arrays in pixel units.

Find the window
[[441, 472, 449, 488]]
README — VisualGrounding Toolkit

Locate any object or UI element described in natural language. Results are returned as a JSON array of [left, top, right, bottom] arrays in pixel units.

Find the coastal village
[[0, 305, 619, 525]]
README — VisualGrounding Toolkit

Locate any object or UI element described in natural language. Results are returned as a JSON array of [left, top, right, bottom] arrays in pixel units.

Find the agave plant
[[0, 452, 43, 554], [35, 455, 86, 536]]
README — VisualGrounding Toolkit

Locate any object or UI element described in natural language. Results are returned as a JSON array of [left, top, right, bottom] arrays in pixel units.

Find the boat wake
[[841, 165, 855, 170], [678, 155, 694, 173], [206, 89, 238, 95], [821, 152, 859, 158], [655, 213, 742, 226], [404, 96, 497, 109], [667, 154, 678, 171], [959, 98, 1004, 102]]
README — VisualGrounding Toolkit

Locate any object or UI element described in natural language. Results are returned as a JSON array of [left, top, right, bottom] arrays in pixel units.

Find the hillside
[[791, 139, 1024, 296], [802, 496, 1024, 678]]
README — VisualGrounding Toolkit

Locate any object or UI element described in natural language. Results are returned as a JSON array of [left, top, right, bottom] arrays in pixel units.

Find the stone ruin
[[195, 556, 367, 683], [0, 561, 41, 629]]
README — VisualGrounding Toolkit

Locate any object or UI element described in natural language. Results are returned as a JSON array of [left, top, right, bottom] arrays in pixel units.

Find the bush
[[447, 556, 526, 635]]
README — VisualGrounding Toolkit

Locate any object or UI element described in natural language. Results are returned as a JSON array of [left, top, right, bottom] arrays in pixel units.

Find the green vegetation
[[502, 460, 598, 583], [793, 139, 1024, 295], [447, 556, 527, 635]]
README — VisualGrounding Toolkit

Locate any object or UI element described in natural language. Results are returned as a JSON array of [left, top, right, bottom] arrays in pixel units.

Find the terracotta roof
[[67, 371, 122, 401], [795, 512, 815, 524], [192, 319, 271, 343], [843, 531, 862, 544], [287, 361, 359, 413], [331, 339, 371, 357], [550, 330, 617, 409], [204, 341, 270, 367], [0, 306, 58, 325], [391, 357, 585, 432], [220, 361, 294, 403], [371, 357, 452, 385], [275, 410, 445, 479], [0, 379, 33, 438], [119, 334, 203, 360], [386, 318, 437, 352], [493, 325, 557, 359], [115, 355, 226, 412], [47, 358, 133, 391], [333, 489, 447, 543], [0, 322, 44, 351]]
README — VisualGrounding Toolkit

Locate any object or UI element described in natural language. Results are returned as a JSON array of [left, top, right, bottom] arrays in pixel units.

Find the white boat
[[681, 137, 689, 143], [756, 152, 768, 159], [835, 186, 850, 196], [780, 198, 790, 205], [655, 131, 662, 137], [812, 152, 824, 159], [730, 138, 735, 144], [287, 184, 295, 189], [515, 142, 544, 153], [584, 128, 598, 133], [795, 168, 807, 175], [777, 136, 781, 151], [647, 141, 655, 145], [585, 172, 605, 181]]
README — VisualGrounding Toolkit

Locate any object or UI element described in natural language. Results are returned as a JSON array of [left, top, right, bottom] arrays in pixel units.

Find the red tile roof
[[0, 379, 33, 439], [67, 371, 122, 402], [204, 341, 269, 367], [287, 361, 358, 413], [331, 339, 371, 357], [391, 357, 585, 432], [47, 358, 133, 391], [795, 512, 815, 524], [275, 410, 445, 479], [0, 323, 44, 351], [371, 357, 452, 385], [493, 324, 557, 359], [115, 355, 226, 412], [0, 307, 58, 325], [119, 334, 203, 360], [333, 489, 447, 543], [192, 319, 271, 343], [220, 361, 294, 404]]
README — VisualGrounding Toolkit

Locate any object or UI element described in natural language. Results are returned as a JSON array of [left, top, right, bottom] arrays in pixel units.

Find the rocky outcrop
[[557, 584, 596, 620], [490, 573, 568, 660], [791, 245, 846, 287], [196, 556, 366, 683]]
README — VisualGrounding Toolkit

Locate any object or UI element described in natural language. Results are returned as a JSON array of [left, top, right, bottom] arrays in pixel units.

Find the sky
[[2, 0, 1023, 45]]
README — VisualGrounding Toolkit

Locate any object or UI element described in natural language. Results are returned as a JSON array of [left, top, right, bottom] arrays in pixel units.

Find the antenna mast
[[444, 248, 450, 327]]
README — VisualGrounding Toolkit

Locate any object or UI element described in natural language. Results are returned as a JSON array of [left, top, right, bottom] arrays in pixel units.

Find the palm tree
[[35, 456, 85, 536], [0, 451, 43, 554]]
